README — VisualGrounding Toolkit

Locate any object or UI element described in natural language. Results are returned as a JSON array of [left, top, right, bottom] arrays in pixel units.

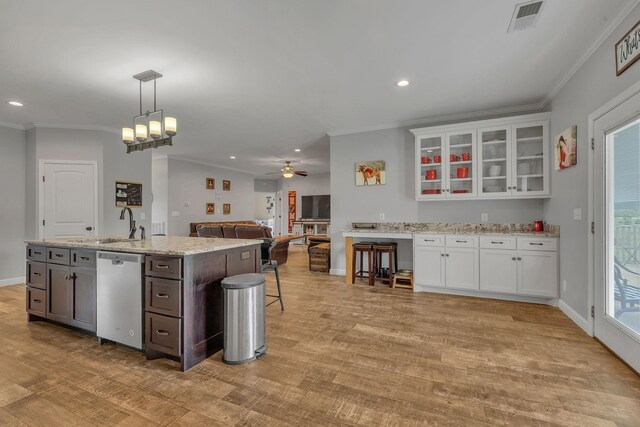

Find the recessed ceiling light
[[294, 148, 301, 152], [8, 101, 24, 107], [396, 80, 410, 87], [229, 156, 236, 159]]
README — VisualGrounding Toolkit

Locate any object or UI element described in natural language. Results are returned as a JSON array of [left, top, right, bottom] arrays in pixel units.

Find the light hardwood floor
[[1, 245, 639, 426]]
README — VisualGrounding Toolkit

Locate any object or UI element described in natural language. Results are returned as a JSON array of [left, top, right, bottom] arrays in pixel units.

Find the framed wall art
[[223, 180, 231, 191], [223, 203, 231, 215], [355, 160, 386, 186], [206, 203, 215, 215], [206, 178, 215, 189]]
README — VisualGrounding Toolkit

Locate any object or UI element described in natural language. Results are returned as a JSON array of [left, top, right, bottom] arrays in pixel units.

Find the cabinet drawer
[[26, 287, 46, 317], [47, 248, 70, 265], [146, 277, 182, 317], [146, 313, 182, 356], [480, 236, 516, 250], [445, 235, 478, 248], [71, 250, 96, 267], [146, 256, 182, 279], [517, 237, 557, 251], [27, 261, 46, 289], [414, 235, 445, 247], [26, 246, 46, 262]]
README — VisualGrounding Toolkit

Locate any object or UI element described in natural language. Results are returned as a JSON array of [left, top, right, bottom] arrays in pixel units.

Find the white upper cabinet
[[412, 113, 550, 201]]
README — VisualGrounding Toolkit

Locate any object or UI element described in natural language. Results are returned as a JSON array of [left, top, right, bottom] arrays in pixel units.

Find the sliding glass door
[[594, 92, 640, 373]]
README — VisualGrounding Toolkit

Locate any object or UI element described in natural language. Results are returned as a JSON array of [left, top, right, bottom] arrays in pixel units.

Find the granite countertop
[[344, 222, 560, 238], [25, 235, 261, 256]]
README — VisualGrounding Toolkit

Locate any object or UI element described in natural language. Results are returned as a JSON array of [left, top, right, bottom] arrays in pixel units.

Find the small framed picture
[[223, 180, 231, 191], [206, 203, 215, 215], [223, 203, 231, 215], [206, 178, 215, 189]]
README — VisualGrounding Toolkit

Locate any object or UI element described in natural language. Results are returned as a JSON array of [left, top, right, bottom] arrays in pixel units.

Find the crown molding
[[23, 122, 121, 135], [0, 120, 26, 130], [540, 0, 640, 107], [327, 102, 543, 137], [167, 155, 257, 176]]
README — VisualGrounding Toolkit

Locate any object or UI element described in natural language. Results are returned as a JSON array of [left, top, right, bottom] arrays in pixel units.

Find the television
[[301, 195, 330, 220]]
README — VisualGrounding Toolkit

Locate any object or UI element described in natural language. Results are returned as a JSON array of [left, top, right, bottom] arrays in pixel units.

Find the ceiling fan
[[267, 160, 308, 178]]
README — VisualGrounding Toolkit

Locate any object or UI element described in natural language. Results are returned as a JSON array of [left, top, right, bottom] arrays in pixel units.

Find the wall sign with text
[[115, 181, 143, 208], [616, 20, 640, 76]]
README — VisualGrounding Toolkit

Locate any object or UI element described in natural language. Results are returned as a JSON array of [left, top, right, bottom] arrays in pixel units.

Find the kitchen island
[[24, 236, 261, 371]]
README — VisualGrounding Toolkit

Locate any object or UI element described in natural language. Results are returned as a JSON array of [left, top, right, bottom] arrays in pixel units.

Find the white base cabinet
[[415, 234, 558, 300]]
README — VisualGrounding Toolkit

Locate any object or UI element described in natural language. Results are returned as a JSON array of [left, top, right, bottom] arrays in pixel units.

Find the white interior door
[[594, 92, 640, 373], [41, 161, 98, 238]]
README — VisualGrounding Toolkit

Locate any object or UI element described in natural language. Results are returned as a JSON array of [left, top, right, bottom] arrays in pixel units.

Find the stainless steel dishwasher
[[96, 251, 145, 350]]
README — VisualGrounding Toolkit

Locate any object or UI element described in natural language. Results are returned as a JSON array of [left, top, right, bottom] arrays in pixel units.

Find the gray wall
[[254, 179, 279, 193], [167, 158, 255, 235], [329, 126, 545, 273], [24, 127, 152, 240], [152, 157, 169, 233], [544, 3, 640, 320], [0, 126, 26, 282]]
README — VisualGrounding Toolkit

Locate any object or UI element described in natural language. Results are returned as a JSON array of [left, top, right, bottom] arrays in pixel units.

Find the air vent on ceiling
[[508, 1, 544, 33]]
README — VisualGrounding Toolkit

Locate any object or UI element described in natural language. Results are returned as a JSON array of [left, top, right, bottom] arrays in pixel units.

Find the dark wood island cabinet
[[25, 236, 260, 371]]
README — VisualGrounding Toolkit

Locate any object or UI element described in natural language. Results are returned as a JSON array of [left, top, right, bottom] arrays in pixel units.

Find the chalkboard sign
[[115, 181, 143, 208]]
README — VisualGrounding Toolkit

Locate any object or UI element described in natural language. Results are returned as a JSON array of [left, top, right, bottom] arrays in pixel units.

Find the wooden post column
[[345, 236, 353, 284]]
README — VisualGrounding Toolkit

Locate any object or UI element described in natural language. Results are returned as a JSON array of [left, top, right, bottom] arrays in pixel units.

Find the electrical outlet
[[573, 208, 582, 220], [171, 211, 180, 217], [481, 213, 488, 222], [562, 279, 567, 292], [184, 202, 191, 208], [379, 213, 385, 221], [140, 213, 146, 220]]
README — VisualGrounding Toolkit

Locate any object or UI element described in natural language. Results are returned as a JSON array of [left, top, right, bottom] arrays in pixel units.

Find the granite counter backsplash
[[348, 222, 560, 237]]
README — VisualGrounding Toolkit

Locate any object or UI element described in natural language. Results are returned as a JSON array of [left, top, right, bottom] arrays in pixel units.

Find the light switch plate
[[481, 213, 488, 222], [379, 213, 385, 220], [184, 202, 191, 207], [140, 213, 146, 220], [573, 208, 582, 220], [171, 211, 180, 217]]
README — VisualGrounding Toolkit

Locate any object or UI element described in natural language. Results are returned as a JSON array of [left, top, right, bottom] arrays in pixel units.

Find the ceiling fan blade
[[265, 171, 283, 175], [294, 171, 308, 176]]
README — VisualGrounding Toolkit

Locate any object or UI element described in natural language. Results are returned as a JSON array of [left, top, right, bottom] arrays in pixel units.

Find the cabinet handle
[[64, 274, 76, 281], [512, 257, 516, 261], [441, 253, 445, 257], [54, 253, 63, 258], [424, 239, 435, 242], [491, 241, 503, 244], [80, 256, 90, 261], [155, 264, 170, 269], [446, 253, 450, 257], [156, 293, 169, 299], [455, 240, 467, 243], [32, 272, 41, 276], [529, 243, 544, 246], [33, 251, 42, 255], [33, 299, 42, 303], [156, 330, 169, 336], [517, 257, 522, 261]]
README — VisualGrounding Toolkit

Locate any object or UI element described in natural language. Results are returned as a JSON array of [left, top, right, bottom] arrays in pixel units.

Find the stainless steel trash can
[[221, 273, 267, 364]]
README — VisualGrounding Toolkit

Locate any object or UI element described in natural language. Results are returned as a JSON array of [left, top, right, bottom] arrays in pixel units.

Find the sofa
[[189, 221, 291, 265]]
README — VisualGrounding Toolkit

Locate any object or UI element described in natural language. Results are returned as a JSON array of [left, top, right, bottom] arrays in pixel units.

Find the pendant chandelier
[[121, 70, 177, 153]]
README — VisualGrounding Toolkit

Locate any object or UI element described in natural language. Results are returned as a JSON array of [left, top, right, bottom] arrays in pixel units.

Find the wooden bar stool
[[351, 242, 376, 285], [373, 242, 398, 286]]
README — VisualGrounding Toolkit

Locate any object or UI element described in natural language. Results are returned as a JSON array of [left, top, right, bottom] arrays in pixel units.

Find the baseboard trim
[[330, 268, 346, 276], [558, 299, 592, 336], [0, 277, 25, 287], [414, 284, 557, 306]]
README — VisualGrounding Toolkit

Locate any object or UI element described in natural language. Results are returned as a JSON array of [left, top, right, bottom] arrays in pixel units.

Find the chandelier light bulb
[[135, 124, 148, 142], [165, 117, 177, 136], [122, 128, 134, 144], [149, 120, 162, 139]]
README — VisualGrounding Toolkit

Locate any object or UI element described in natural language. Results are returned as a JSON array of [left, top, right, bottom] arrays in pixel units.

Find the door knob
[[86, 226, 93, 231]]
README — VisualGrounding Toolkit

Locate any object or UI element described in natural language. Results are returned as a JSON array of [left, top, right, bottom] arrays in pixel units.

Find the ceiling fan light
[[135, 124, 148, 142], [149, 120, 162, 139], [122, 127, 134, 144], [283, 171, 294, 178], [165, 117, 177, 136]]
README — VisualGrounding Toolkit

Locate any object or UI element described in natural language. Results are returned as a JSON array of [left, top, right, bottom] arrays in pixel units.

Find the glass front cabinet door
[[478, 126, 511, 197], [417, 133, 444, 198], [445, 130, 476, 197], [511, 121, 548, 196]]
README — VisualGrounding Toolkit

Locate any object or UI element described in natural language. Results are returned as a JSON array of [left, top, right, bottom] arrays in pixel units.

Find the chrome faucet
[[119, 207, 137, 239], [139, 226, 146, 240]]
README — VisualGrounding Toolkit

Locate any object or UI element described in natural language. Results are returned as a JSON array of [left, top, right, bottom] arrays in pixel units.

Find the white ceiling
[[0, 0, 636, 177]]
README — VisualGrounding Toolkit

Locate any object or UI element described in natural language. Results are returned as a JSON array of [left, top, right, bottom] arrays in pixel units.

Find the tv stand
[[291, 220, 331, 245]]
